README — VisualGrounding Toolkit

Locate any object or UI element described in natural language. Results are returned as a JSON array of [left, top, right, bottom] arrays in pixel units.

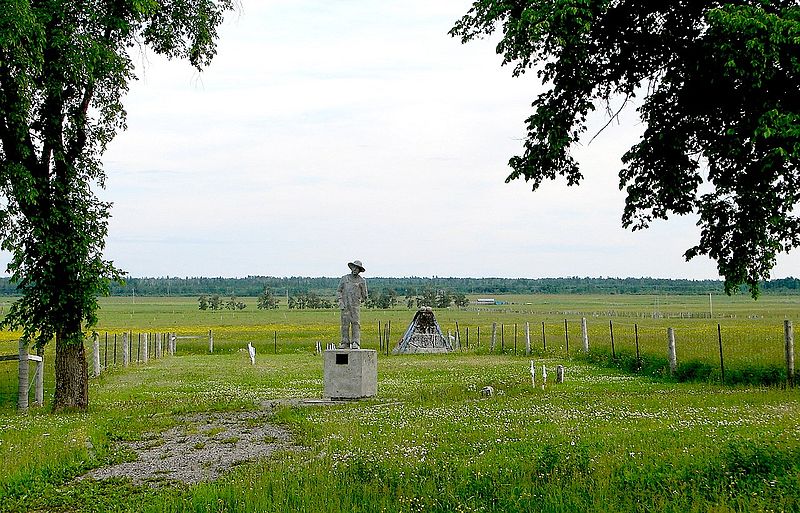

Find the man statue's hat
[[348, 260, 365, 273]]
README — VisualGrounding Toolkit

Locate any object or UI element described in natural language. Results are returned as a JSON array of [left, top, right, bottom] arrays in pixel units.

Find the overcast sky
[[70, 0, 800, 279]]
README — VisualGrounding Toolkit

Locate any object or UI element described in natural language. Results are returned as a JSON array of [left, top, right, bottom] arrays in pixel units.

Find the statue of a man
[[338, 260, 368, 349]]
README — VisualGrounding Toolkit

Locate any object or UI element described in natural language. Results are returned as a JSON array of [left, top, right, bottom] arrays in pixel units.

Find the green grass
[[0, 294, 798, 512], [1, 351, 798, 512]]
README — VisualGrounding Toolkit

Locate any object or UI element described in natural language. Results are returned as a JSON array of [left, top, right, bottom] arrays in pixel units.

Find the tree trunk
[[53, 328, 88, 411]]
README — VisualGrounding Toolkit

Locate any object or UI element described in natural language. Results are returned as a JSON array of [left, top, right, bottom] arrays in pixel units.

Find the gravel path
[[81, 404, 297, 486]]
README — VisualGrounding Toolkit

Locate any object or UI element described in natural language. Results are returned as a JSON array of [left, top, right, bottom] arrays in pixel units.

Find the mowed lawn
[[0, 294, 798, 512]]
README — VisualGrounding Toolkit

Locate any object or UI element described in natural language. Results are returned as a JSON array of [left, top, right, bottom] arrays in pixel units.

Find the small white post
[[122, 332, 130, 366], [170, 333, 176, 355], [490, 323, 497, 352], [541, 365, 547, 390], [248, 342, 256, 365], [525, 322, 531, 355], [556, 365, 565, 384], [785, 320, 795, 387], [668, 327, 677, 376], [18, 339, 29, 411], [581, 317, 589, 353], [529, 360, 536, 387], [209, 329, 214, 353], [156, 333, 163, 359], [142, 333, 149, 363], [93, 332, 101, 378]]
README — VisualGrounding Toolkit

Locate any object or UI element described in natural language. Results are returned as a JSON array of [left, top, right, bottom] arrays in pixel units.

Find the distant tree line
[[287, 291, 333, 310], [193, 286, 474, 311], [198, 294, 247, 311], [403, 288, 469, 309], [0, 276, 798, 298], [198, 288, 283, 311], [257, 288, 280, 310]]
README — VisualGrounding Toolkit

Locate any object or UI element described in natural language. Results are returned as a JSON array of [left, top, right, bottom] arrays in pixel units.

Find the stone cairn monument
[[393, 307, 453, 354]]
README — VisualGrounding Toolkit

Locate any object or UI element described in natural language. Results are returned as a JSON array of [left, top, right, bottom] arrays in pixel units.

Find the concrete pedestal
[[323, 349, 377, 400]]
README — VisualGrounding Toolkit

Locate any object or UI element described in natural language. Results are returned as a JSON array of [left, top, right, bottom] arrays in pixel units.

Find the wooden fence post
[[93, 332, 101, 378], [718, 324, 725, 385], [525, 322, 531, 355], [122, 332, 129, 367], [610, 320, 616, 359], [18, 339, 28, 411], [142, 333, 149, 363], [490, 323, 497, 353], [542, 322, 547, 351], [785, 320, 795, 388], [156, 332, 162, 359], [668, 327, 677, 376], [581, 317, 589, 353], [556, 365, 565, 384], [209, 329, 214, 354]]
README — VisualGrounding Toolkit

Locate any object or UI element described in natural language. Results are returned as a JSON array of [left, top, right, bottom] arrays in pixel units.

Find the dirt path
[[81, 401, 302, 486]]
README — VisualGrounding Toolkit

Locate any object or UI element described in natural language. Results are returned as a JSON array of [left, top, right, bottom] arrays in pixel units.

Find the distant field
[[1, 293, 796, 409], [91, 293, 798, 386]]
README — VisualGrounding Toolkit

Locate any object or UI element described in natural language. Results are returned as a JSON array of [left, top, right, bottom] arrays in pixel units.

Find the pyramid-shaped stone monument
[[393, 307, 453, 354]]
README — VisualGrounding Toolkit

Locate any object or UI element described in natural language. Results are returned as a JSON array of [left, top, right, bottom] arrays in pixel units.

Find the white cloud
[[8, 0, 799, 281]]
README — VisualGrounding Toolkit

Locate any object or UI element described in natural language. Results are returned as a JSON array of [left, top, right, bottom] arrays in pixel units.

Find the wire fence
[[437, 318, 793, 386], [1, 318, 795, 409]]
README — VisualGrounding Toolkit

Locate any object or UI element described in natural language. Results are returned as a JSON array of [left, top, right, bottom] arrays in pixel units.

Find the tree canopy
[[0, 0, 234, 410], [450, 1, 800, 297]]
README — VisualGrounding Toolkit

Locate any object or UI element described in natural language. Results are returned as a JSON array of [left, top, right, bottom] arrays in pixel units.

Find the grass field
[[2, 293, 792, 401], [0, 294, 798, 512]]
